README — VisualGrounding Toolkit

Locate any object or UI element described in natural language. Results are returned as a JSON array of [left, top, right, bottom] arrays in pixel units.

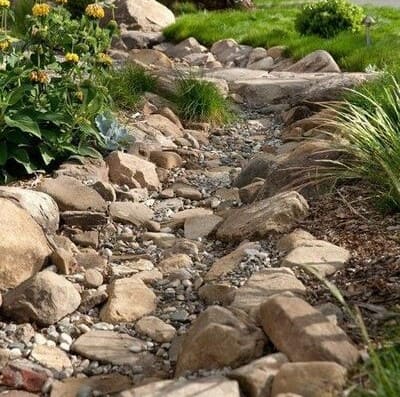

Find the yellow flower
[[0, 0, 10, 8], [75, 90, 84, 102], [97, 52, 112, 66], [29, 70, 50, 84], [32, 3, 51, 17], [65, 52, 79, 63], [0, 39, 9, 51], [85, 3, 105, 19]]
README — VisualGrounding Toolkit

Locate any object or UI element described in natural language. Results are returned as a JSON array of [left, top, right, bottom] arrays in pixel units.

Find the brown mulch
[[297, 183, 400, 343]]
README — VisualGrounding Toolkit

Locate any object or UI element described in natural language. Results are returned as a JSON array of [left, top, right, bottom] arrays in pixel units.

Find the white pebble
[[59, 333, 73, 346], [59, 342, 70, 351], [34, 333, 47, 345], [9, 348, 22, 359]]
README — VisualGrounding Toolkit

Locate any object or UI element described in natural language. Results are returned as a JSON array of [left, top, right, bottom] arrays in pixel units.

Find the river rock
[[109, 201, 154, 226], [271, 362, 347, 397], [120, 377, 241, 397], [286, 50, 341, 73], [260, 294, 359, 368], [106, 151, 160, 190], [175, 306, 265, 376], [2, 271, 81, 326], [135, 316, 176, 342], [38, 175, 106, 212], [100, 277, 156, 323], [216, 191, 309, 241]]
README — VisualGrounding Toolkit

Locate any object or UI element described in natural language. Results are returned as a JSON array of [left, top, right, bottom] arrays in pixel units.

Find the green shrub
[[107, 63, 157, 110], [172, 77, 233, 125], [295, 0, 364, 38], [172, 1, 198, 15], [0, 1, 116, 182], [325, 75, 400, 212]]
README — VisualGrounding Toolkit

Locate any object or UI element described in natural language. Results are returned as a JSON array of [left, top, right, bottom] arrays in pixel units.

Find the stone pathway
[[0, 34, 371, 397]]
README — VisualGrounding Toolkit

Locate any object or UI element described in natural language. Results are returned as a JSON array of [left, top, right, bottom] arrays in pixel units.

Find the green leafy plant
[[106, 63, 157, 110], [321, 75, 400, 212], [171, 1, 198, 15], [0, 0, 117, 182], [172, 77, 233, 125], [295, 0, 364, 39]]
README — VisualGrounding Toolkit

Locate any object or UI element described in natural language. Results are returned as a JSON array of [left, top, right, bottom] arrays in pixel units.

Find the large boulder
[[0, 198, 51, 289], [2, 271, 81, 325], [113, 0, 175, 32], [175, 306, 266, 376], [216, 191, 309, 241], [0, 187, 59, 233]]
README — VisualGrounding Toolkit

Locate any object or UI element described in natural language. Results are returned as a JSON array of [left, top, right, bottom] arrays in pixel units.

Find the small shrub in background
[[171, 1, 198, 15], [106, 63, 157, 110], [295, 0, 364, 38], [0, 0, 117, 182], [173, 77, 233, 125]]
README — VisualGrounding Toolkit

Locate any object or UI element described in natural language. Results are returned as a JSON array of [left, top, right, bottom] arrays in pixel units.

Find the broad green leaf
[[77, 145, 102, 158], [4, 115, 41, 138], [9, 148, 36, 174], [39, 144, 55, 166]]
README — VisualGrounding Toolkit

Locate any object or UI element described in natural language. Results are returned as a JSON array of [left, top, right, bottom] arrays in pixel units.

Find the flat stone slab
[[281, 240, 351, 276], [71, 330, 155, 367], [50, 374, 133, 397], [231, 268, 306, 316], [120, 376, 240, 397]]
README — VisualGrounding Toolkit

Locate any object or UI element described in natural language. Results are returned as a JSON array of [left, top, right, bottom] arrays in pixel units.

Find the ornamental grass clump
[[173, 77, 233, 125], [323, 75, 400, 211], [0, 0, 118, 182]]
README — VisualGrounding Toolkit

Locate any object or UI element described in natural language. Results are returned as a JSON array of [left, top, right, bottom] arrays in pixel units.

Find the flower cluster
[[32, 3, 51, 17], [29, 70, 50, 84], [85, 3, 105, 19], [97, 52, 112, 66], [0, 39, 9, 51], [65, 52, 79, 63], [0, 0, 10, 8]]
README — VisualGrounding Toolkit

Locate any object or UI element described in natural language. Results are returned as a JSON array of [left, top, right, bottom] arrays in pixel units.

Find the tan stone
[[50, 247, 76, 275], [175, 306, 266, 376], [106, 151, 160, 190], [100, 277, 156, 323], [184, 215, 223, 240], [109, 201, 154, 226], [38, 176, 106, 212], [260, 295, 359, 368], [239, 180, 264, 203], [143, 232, 177, 248], [84, 269, 103, 288], [150, 151, 183, 169], [158, 254, 193, 274], [167, 208, 214, 228], [216, 191, 309, 241], [129, 49, 173, 68], [271, 362, 347, 397], [231, 268, 306, 317], [50, 374, 133, 397], [266, 46, 287, 60], [198, 283, 236, 305], [2, 271, 81, 326], [135, 316, 176, 342], [276, 229, 315, 252], [281, 240, 351, 276], [0, 187, 59, 233], [286, 50, 340, 73], [72, 330, 155, 367], [146, 114, 183, 137], [229, 353, 288, 397], [120, 377, 240, 397], [205, 242, 259, 280], [30, 345, 72, 372], [0, 199, 51, 289]]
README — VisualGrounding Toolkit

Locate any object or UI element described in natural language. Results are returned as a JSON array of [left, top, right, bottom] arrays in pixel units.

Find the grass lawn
[[163, 0, 400, 72]]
